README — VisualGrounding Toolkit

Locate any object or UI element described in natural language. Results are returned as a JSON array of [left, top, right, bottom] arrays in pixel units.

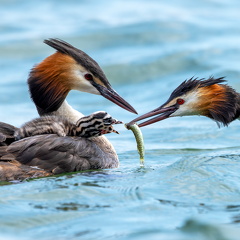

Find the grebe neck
[[46, 100, 84, 123]]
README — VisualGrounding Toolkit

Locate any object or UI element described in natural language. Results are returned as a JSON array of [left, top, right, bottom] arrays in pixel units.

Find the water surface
[[1, 0, 240, 239]]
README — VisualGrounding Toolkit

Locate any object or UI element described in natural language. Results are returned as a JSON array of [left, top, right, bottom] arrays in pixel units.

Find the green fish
[[125, 123, 145, 166]]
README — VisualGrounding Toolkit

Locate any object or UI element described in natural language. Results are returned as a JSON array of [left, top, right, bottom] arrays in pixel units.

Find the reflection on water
[[1, 0, 240, 239]]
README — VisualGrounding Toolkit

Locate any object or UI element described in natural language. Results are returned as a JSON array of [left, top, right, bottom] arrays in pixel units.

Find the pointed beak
[[95, 84, 138, 114], [127, 105, 177, 127]]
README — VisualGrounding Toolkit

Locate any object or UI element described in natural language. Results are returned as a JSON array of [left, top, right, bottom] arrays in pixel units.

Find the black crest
[[44, 38, 111, 88], [167, 76, 226, 102]]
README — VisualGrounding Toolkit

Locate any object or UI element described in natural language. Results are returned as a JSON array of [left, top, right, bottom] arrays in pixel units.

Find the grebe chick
[[15, 111, 122, 140]]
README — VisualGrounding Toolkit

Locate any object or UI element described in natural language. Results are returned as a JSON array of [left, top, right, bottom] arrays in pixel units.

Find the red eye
[[177, 98, 185, 105], [84, 73, 93, 81]]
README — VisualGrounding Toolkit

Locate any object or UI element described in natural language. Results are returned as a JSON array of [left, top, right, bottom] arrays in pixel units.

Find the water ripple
[[1, 0, 240, 239]]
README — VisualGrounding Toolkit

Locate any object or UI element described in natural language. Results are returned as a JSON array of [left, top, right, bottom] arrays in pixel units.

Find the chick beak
[[95, 84, 138, 114], [127, 106, 177, 127]]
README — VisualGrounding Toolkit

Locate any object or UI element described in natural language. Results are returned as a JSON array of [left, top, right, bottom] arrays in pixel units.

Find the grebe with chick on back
[[0, 38, 137, 181]]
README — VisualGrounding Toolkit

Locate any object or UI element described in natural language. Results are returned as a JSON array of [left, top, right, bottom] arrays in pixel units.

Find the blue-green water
[[1, 0, 240, 239]]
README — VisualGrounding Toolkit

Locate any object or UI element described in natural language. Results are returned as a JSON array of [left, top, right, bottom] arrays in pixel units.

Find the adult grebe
[[0, 38, 137, 181], [129, 77, 240, 127]]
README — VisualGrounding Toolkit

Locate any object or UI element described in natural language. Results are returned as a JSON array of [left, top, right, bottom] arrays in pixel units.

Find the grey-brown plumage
[[1, 111, 123, 179], [0, 122, 17, 146], [15, 111, 122, 140], [8, 135, 119, 175]]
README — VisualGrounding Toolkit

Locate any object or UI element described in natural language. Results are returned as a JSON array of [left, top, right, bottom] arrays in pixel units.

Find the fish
[[125, 123, 145, 166]]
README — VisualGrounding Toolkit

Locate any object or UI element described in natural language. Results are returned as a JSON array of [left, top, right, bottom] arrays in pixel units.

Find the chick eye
[[84, 73, 93, 81], [177, 98, 185, 105]]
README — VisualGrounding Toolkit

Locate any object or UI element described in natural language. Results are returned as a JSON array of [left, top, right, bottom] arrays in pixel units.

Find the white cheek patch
[[71, 69, 101, 95], [170, 90, 200, 117], [171, 105, 194, 117]]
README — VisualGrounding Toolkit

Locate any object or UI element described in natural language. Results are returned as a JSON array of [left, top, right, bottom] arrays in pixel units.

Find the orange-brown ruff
[[30, 53, 73, 113], [196, 83, 236, 124], [196, 84, 227, 113], [0, 38, 137, 181]]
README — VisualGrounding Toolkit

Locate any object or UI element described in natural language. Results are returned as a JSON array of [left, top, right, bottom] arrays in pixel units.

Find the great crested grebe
[[129, 77, 240, 127], [0, 38, 137, 181]]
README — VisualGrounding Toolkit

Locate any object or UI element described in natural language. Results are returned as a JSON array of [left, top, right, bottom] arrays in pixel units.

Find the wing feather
[[7, 134, 118, 174]]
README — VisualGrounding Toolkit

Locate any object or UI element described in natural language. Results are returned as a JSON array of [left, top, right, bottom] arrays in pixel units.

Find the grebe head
[[28, 38, 137, 115], [129, 77, 240, 127]]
